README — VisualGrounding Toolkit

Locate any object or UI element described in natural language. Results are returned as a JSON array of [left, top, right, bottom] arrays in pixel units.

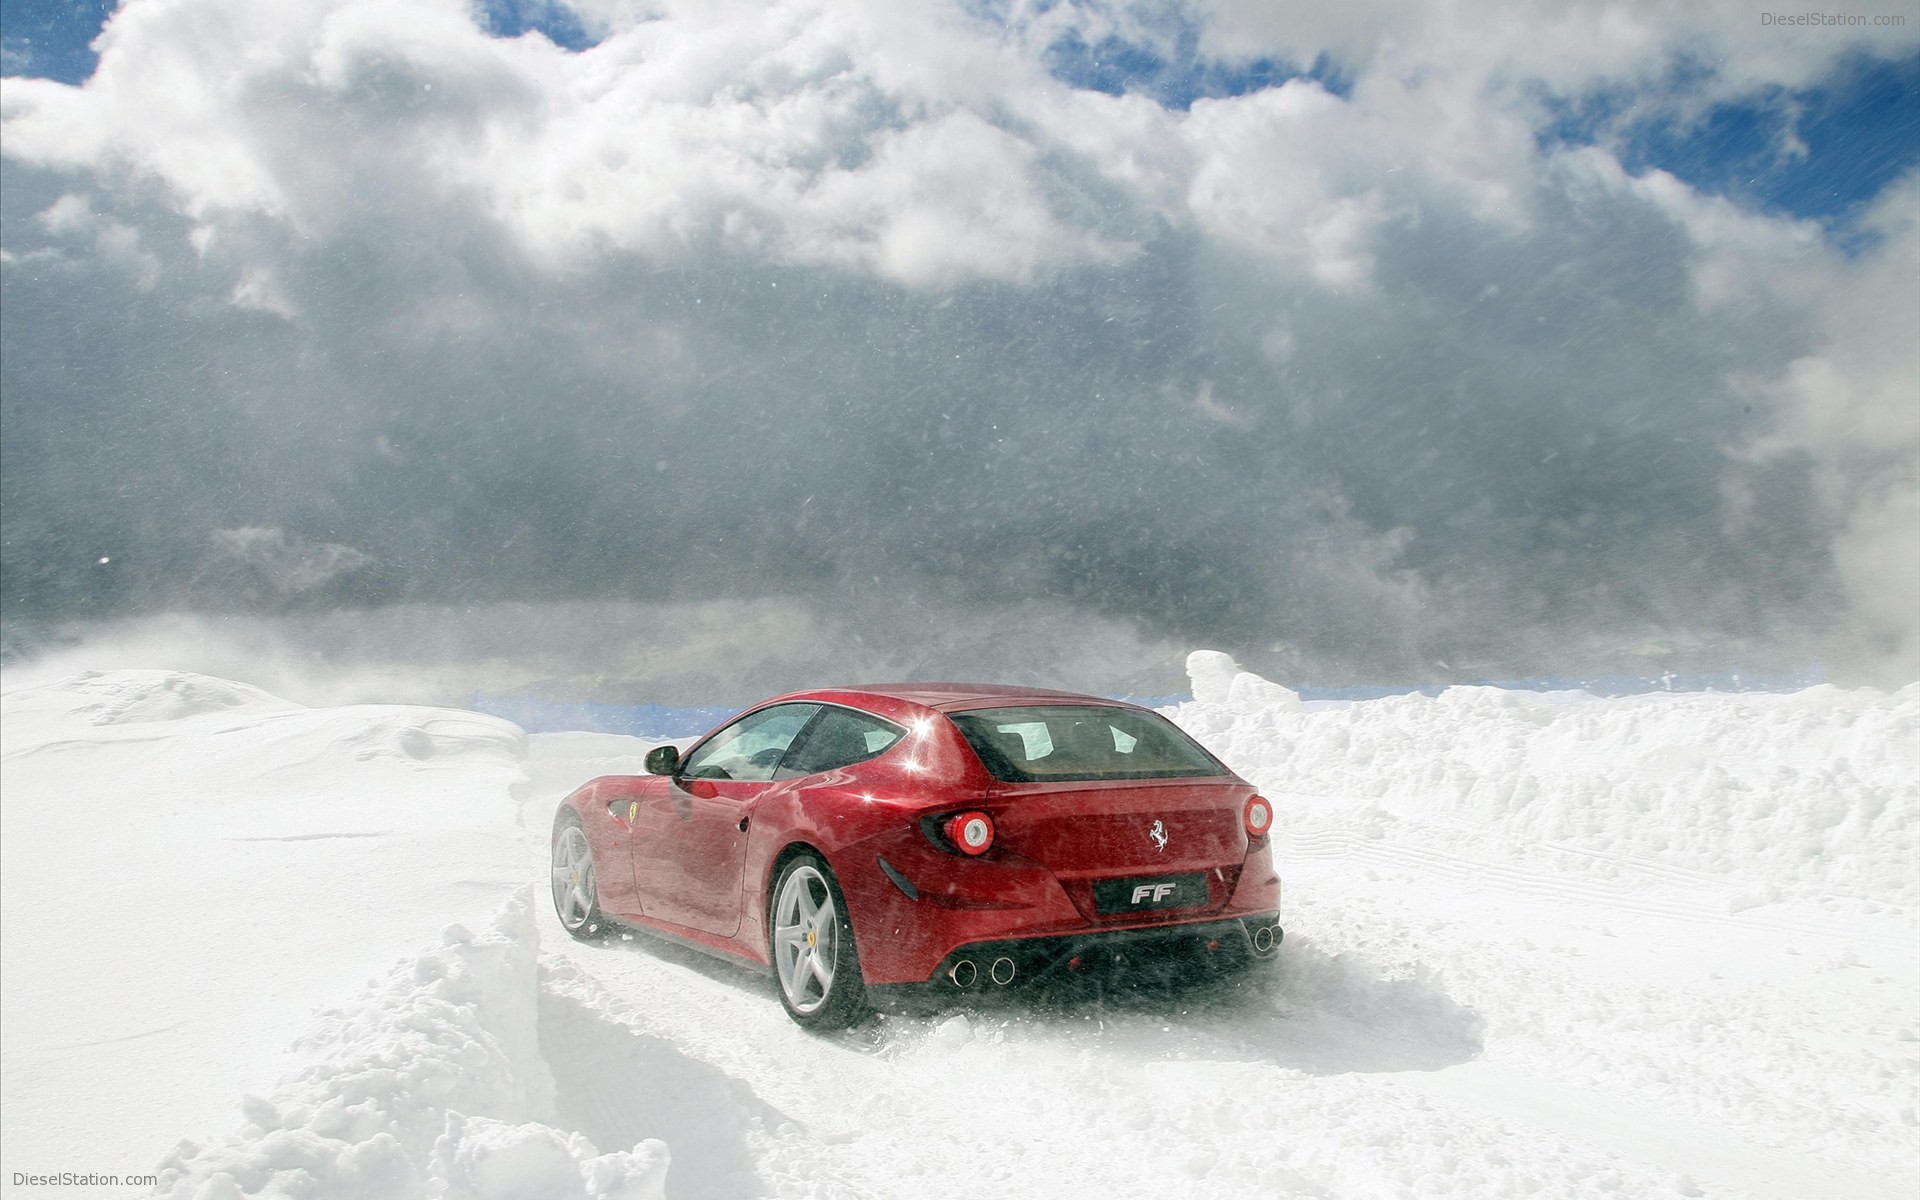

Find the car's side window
[[774, 706, 905, 779], [680, 704, 823, 783]]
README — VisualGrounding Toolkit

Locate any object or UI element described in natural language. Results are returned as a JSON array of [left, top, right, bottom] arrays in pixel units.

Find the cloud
[[1733, 175, 1920, 686], [26, 190, 162, 288], [188, 526, 384, 608], [0, 597, 1195, 708], [3, 0, 1916, 688]]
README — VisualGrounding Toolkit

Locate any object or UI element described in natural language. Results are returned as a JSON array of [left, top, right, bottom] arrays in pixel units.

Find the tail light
[[940, 810, 995, 856], [1243, 795, 1273, 840]]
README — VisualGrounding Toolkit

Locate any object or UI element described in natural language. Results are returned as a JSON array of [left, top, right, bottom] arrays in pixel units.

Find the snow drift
[[151, 892, 668, 1200], [1175, 652, 1920, 908]]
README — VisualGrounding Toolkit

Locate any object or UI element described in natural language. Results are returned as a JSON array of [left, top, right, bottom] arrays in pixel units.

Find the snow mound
[[1172, 659, 1920, 908], [153, 890, 668, 1200], [304, 707, 530, 769], [3, 668, 297, 726], [1185, 649, 1303, 710], [0, 671, 529, 773]]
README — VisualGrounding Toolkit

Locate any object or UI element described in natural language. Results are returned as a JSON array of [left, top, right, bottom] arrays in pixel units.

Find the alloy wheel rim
[[773, 864, 836, 1014], [551, 826, 595, 931]]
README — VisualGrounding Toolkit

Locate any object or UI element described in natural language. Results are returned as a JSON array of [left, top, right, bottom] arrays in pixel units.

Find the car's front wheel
[[550, 810, 610, 941], [770, 852, 868, 1029]]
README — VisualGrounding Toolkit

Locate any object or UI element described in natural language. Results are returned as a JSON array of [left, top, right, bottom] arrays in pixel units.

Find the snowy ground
[[1, 660, 1915, 1199]]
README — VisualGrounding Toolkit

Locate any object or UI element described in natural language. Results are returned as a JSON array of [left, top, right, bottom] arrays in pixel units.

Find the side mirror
[[644, 745, 680, 776]]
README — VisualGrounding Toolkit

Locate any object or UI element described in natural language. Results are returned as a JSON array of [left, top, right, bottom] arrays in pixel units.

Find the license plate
[[1093, 873, 1208, 914]]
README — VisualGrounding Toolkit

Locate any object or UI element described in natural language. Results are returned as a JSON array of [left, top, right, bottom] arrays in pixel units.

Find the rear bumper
[[835, 832, 1284, 985], [868, 912, 1283, 998]]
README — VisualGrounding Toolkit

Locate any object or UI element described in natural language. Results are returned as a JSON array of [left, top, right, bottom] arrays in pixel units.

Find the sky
[[2, 0, 1918, 694]]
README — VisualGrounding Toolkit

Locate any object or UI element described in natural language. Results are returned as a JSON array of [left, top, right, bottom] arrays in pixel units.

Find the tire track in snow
[[531, 904, 1762, 1200], [536, 977, 803, 1200]]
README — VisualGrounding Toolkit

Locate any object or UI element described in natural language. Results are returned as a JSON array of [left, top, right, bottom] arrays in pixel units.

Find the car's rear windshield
[[948, 705, 1227, 783]]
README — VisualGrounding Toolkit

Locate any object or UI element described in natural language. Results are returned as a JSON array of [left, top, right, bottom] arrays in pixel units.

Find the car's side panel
[[731, 711, 1003, 958], [561, 776, 651, 917], [732, 768, 882, 965], [632, 775, 771, 936]]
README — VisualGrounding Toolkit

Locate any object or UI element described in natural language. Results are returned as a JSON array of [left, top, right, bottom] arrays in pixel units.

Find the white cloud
[[1182, 80, 1381, 286], [229, 266, 298, 316], [10, 0, 1895, 291], [1734, 176, 1920, 684], [29, 191, 162, 288]]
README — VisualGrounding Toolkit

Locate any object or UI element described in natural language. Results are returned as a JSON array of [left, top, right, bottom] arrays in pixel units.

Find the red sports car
[[549, 683, 1284, 1028]]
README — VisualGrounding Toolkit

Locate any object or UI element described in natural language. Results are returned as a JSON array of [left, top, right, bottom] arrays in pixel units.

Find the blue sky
[[1540, 48, 1920, 231], [1038, 23, 1355, 105], [0, 0, 115, 81], [1040, 22, 1920, 230]]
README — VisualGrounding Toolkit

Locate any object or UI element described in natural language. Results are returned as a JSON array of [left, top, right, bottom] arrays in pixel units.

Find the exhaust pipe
[[989, 956, 1016, 986], [1250, 923, 1280, 955], [948, 959, 978, 988]]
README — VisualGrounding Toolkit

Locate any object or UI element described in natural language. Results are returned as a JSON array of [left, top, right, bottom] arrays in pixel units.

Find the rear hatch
[[988, 778, 1253, 922]]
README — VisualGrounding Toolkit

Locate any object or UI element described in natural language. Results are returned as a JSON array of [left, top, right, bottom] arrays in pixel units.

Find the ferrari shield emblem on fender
[[1148, 819, 1169, 852]]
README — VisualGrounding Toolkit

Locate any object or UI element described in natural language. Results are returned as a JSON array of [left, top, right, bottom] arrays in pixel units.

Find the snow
[[2, 661, 1916, 1199], [152, 897, 669, 1200], [0, 671, 534, 1194]]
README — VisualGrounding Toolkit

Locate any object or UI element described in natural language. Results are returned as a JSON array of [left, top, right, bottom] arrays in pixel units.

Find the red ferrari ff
[[549, 684, 1283, 1028]]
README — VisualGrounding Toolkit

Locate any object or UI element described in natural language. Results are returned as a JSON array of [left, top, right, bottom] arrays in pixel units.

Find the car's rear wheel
[[770, 852, 868, 1030], [550, 810, 610, 941]]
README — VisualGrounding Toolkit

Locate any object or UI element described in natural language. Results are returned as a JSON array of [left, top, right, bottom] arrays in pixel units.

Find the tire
[[550, 809, 611, 941], [769, 851, 869, 1030]]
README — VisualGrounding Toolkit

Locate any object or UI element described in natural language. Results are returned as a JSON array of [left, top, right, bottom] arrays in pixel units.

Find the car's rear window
[[948, 705, 1227, 782]]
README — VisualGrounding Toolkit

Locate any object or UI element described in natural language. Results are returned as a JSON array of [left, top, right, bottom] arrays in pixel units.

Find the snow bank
[[1171, 652, 1920, 908], [153, 890, 668, 1200], [0, 667, 529, 776], [1, 670, 543, 1197], [0, 667, 297, 740], [49, 668, 299, 725]]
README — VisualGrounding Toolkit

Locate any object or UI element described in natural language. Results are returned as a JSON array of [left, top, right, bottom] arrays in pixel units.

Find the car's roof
[[781, 682, 1130, 713]]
